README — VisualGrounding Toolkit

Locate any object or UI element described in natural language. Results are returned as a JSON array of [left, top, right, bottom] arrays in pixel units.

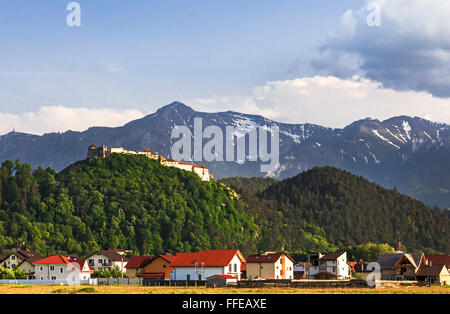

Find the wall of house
[[125, 268, 139, 278], [143, 257, 172, 279], [171, 266, 225, 281], [247, 257, 294, 280], [1, 255, 23, 269], [17, 261, 34, 274], [86, 253, 127, 273], [34, 263, 90, 281]]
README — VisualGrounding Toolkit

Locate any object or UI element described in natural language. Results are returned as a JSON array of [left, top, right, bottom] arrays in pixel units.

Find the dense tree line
[[0, 155, 258, 257], [255, 167, 449, 253], [0, 156, 447, 260]]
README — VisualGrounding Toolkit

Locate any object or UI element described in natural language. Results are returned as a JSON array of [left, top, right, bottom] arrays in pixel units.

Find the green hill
[[253, 167, 449, 253], [0, 156, 448, 259], [0, 155, 258, 256]]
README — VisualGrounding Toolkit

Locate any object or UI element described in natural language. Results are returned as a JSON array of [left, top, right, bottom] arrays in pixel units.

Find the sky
[[0, 0, 449, 135]]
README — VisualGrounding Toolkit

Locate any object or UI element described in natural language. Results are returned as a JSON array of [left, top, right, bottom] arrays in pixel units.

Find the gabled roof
[[416, 264, 448, 277], [171, 250, 244, 267], [88, 250, 129, 262], [33, 255, 91, 273], [377, 253, 405, 269], [125, 256, 155, 269], [0, 250, 42, 264], [425, 255, 450, 269], [158, 253, 176, 263], [378, 253, 425, 270], [320, 252, 345, 261], [246, 252, 295, 264]]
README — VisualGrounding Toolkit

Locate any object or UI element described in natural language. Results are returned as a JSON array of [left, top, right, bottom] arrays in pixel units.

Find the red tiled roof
[[425, 255, 450, 269], [158, 253, 176, 263], [33, 255, 91, 273], [171, 250, 244, 267], [125, 256, 154, 269]]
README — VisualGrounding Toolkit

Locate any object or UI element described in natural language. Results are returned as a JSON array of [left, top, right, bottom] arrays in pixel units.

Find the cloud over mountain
[[0, 106, 144, 135], [311, 0, 450, 97]]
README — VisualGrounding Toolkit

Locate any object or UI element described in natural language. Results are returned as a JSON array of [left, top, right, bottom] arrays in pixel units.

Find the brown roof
[[0, 250, 42, 264], [425, 255, 450, 269], [320, 252, 345, 261], [416, 265, 447, 277], [246, 252, 295, 264], [125, 256, 155, 269], [89, 250, 129, 262]]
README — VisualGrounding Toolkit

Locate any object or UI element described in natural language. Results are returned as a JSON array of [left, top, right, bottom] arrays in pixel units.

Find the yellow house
[[246, 252, 295, 280]]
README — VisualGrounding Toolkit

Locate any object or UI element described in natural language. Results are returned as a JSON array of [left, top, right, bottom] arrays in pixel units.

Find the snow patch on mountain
[[372, 130, 401, 149]]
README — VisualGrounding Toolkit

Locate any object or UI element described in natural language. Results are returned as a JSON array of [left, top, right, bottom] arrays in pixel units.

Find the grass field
[[0, 284, 448, 294]]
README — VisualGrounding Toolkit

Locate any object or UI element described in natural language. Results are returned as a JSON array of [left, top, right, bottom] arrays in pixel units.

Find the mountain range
[[1, 101, 449, 208]]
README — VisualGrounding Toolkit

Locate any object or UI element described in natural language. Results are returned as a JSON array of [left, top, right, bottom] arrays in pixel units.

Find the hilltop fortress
[[87, 144, 212, 182]]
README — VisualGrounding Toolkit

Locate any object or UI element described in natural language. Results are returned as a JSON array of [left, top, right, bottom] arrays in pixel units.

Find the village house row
[[1, 241, 449, 286]]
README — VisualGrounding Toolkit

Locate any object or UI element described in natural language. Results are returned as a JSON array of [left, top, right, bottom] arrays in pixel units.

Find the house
[[377, 253, 426, 281], [170, 250, 245, 281], [138, 253, 175, 280], [377, 252, 450, 285], [33, 255, 92, 281], [246, 252, 294, 280], [307, 252, 351, 280], [86, 249, 129, 273], [425, 255, 450, 271], [206, 274, 238, 287], [294, 262, 311, 279], [0, 249, 42, 278], [415, 264, 450, 285], [125, 256, 155, 278]]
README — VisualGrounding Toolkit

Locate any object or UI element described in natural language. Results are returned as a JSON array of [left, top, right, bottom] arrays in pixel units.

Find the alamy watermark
[[66, 2, 81, 27], [170, 118, 280, 173], [367, 1, 381, 27]]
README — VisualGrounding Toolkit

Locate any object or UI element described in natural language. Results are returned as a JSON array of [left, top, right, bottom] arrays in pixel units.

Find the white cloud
[[190, 76, 450, 128], [311, 0, 450, 97], [0, 106, 144, 136]]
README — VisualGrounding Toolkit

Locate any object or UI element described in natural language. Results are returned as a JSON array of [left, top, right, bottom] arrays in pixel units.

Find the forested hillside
[[0, 155, 258, 256], [256, 167, 449, 253], [0, 156, 448, 259]]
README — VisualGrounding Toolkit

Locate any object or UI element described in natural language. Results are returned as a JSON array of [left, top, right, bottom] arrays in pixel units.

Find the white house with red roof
[[170, 250, 245, 281], [33, 255, 92, 282]]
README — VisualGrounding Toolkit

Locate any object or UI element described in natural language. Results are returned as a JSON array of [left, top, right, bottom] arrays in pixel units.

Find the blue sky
[[0, 0, 449, 134]]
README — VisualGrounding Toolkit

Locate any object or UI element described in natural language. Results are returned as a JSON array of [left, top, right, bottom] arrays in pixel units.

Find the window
[[234, 264, 237, 273], [88, 259, 94, 266], [98, 259, 103, 264], [39, 266, 43, 272], [11, 256, 15, 260], [51, 276, 56, 280], [199, 274, 202, 280], [59, 267, 64, 274], [50, 266, 55, 271], [187, 274, 191, 281], [229, 264, 232, 272]]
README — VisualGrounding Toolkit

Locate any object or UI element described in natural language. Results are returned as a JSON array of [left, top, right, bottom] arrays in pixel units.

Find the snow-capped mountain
[[0, 101, 449, 208]]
